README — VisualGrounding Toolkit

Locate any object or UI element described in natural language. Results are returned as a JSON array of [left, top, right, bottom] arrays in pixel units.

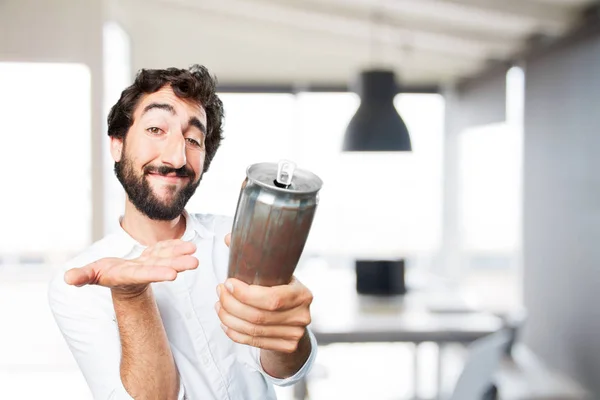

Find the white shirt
[[48, 212, 317, 400]]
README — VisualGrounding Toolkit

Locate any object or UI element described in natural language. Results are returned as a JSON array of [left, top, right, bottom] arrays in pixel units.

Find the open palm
[[64, 239, 199, 294]]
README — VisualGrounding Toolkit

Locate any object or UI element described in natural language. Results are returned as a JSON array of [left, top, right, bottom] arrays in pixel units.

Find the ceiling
[[111, 0, 596, 88]]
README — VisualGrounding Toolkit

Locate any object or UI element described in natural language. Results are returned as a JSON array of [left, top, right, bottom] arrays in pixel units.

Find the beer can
[[227, 160, 323, 286]]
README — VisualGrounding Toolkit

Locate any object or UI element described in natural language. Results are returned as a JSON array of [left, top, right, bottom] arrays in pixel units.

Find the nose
[[161, 131, 187, 169]]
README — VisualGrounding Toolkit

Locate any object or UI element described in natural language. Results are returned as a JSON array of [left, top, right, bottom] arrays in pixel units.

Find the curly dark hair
[[107, 64, 224, 172]]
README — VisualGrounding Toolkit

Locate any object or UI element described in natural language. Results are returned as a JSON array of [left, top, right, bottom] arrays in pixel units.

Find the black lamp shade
[[343, 70, 412, 152]]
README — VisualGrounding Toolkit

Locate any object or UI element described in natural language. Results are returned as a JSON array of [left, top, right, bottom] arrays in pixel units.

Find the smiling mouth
[[148, 172, 189, 183]]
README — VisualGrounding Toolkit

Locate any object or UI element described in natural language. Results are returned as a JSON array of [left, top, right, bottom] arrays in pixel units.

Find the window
[[458, 122, 522, 254], [0, 62, 92, 261], [296, 93, 444, 258], [456, 66, 525, 311]]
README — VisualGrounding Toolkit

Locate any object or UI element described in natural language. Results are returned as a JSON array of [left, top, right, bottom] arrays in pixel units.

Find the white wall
[[0, 0, 105, 242], [523, 30, 600, 396]]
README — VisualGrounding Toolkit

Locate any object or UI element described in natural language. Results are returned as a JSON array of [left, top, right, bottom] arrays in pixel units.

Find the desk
[[295, 264, 504, 399]]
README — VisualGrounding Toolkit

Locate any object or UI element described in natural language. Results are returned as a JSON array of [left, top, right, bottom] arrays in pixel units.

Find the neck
[[120, 200, 187, 246]]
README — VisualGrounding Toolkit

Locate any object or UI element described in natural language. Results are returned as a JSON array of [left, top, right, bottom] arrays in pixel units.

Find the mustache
[[144, 164, 195, 179]]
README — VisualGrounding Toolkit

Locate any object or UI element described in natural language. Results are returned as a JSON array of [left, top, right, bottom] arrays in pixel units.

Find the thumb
[[64, 266, 96, 287], [224, 233, 231, 247]]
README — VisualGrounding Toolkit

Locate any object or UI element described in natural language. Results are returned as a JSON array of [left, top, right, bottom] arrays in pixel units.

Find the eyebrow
[[143, 102, 175, 115], [188, 116, 207, 137], [142, 102, 207, 136]]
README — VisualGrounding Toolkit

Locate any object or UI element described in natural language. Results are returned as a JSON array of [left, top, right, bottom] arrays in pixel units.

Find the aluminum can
[[227, 160, 323, 286]]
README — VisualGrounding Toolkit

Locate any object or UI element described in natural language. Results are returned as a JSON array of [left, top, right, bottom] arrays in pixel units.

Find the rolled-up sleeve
[[48, 274, 185, 400]]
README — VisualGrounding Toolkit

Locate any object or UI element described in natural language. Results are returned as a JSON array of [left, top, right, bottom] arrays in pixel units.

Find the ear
[[110, 136, 124, 162]]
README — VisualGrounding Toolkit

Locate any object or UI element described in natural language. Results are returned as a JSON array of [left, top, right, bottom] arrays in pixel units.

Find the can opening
[[273, 179, 290, 189], [274, 160, 296, 189]]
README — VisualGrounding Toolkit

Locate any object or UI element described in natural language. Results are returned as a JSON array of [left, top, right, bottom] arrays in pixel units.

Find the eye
[[147, 127, 163, 135], [185, 137, 203, 148]]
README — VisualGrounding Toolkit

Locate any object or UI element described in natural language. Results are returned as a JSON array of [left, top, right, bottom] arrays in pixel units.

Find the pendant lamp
[[343, 69, 412, 151]]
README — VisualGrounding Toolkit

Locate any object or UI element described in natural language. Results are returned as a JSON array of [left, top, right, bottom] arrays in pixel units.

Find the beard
[[114, 152, 201, 221]]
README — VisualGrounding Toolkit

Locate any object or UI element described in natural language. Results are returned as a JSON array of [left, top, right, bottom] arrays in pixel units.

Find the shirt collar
[[112, 210, 213, 257]]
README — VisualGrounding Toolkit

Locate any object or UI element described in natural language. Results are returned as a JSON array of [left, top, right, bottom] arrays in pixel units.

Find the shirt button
[[202, 354, 210, 366], [185, 311, 192, 319]]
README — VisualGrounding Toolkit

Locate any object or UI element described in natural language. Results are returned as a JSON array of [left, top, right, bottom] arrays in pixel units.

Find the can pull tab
[[274, 159, 296, 188]]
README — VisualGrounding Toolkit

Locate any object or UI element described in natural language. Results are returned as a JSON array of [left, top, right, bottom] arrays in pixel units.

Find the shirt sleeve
[[48, 273, 186, 400], [238, 327, 318, 387]]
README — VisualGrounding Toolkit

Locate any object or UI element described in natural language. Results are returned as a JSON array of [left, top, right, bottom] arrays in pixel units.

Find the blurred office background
[[0, 0, 599, 399]]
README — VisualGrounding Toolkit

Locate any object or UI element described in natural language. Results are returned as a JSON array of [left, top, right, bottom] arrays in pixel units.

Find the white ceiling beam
[[312, 0, 575, 36], [154, 0, 516, 61], [123, 0, 486, 74], [388, 0, 576, 35], [534, 0, 593, 6], [123, 0, 485, 84], [438, 0, 575, 25], [272, 0, 531, 42]]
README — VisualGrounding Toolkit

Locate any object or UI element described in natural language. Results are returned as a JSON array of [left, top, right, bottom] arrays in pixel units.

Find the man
[[48, 65, 316, 400]]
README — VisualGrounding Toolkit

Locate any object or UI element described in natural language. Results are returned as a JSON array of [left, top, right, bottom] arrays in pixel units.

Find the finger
[[218, 284, 311, 327], [143, 239, 177, 257], [149, 255, 199, 272], [64, 266, 96, 287], [224, 233, 231, 247], [224, 277, 312, 311], [154, 240, 196, 258], [145, 240, 197, 259], [100, 259, 193, 286], [128, 265, 179, 283], [220, 325, 301, 354], [215, 301, 305, 340]]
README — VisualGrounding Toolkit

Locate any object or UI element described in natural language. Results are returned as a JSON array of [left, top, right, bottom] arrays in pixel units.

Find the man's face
[[111, 86, 207, 220]]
